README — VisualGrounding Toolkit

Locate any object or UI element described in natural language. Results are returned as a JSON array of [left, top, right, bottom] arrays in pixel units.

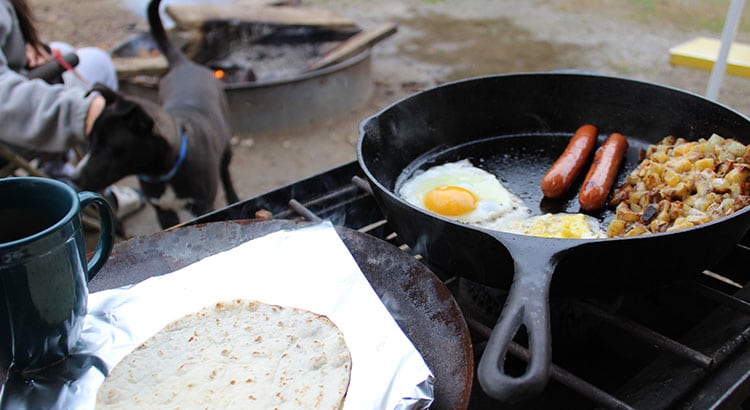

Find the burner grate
[[187, 160, 750, 409]]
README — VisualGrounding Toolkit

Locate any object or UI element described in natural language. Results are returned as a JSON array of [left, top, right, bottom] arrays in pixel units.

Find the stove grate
[[187, 161, 750, 409]]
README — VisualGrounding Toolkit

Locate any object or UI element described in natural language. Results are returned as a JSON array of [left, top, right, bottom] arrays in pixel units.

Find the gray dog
[[76, 0, 238, 229]]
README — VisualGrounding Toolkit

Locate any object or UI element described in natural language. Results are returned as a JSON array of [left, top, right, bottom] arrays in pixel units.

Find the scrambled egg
[[501, 213, 605, 239]]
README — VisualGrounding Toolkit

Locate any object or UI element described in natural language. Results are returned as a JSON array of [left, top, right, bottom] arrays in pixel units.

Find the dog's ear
[[87, 82, 118, 105], [125, 102, 155, 135], [88, 92, 155, 143]]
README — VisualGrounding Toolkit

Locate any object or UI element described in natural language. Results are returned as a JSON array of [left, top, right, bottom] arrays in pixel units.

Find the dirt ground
[[27, 0, 750, 239]]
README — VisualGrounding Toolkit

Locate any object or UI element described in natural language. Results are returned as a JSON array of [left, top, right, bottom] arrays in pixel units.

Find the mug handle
[[77, 191, 115, 280]]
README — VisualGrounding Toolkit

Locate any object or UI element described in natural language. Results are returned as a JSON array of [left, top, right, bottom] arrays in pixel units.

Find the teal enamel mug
[[0, 177, 114, 373]]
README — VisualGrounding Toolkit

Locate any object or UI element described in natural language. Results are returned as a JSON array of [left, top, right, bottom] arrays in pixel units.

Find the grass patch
[[562, 0, 750, 34]]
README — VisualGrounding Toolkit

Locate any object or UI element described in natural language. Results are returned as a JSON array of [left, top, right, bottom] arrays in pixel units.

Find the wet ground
[[396, 13, 585, 80], [27, 0, 750, 239]]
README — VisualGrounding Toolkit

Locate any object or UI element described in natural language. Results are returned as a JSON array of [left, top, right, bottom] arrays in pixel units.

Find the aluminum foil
[[0, 222, 434, 409]]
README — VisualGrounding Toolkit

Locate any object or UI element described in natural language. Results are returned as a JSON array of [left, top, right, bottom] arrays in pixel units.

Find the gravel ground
[[26, 0, 750, 238]]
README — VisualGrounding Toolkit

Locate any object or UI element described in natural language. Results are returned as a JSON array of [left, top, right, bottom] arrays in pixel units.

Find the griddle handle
[[476, 250, 557, 404]]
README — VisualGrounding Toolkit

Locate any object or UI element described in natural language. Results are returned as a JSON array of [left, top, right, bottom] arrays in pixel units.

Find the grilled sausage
[[578, 132, 629, 212], [541, 124, 599, 198]]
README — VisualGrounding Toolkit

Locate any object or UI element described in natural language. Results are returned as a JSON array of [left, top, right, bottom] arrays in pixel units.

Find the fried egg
[[500, 213, 606, 239], [398, 159, 529, 225]]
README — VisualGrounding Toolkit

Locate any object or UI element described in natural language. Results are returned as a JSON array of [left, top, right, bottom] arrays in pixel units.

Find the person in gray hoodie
[[0, 0, 111, 154], [0, 0, 144, 218]]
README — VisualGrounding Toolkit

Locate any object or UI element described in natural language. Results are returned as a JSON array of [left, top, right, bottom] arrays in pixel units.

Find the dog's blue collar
[[138, 126, 188, 183]]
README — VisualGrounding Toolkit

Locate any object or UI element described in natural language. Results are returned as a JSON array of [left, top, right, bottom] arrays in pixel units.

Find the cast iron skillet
[[357, 72, 750, 404]]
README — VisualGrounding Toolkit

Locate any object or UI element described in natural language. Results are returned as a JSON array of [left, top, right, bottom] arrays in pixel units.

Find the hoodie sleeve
[[0, 1, 95, 154]]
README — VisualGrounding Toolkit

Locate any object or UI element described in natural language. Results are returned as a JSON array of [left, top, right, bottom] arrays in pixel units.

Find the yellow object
[[424, 185, 478, 216], [669, 36, 750, 77], [510, 213, 605, 239]]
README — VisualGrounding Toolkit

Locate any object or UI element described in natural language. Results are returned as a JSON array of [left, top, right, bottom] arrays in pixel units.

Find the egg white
[[398, 159, 529, 225]]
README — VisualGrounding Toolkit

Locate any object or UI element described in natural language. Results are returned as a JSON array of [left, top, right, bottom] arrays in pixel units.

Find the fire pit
[[111, 19, 379, 133]]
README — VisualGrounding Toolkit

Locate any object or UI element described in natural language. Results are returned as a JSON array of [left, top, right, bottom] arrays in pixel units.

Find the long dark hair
[[10, 0, 43, 50]]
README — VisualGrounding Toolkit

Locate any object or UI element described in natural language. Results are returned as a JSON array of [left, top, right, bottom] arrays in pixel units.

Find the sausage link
[[541, 124, 598, 198], [578, 132, 629, 212]]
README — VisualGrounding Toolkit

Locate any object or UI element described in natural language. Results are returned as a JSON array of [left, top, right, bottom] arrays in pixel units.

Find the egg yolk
[[424, 185, 478, 216]]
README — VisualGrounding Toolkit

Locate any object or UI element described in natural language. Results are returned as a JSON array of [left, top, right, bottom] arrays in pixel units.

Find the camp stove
[[188, 160, 750, 409]]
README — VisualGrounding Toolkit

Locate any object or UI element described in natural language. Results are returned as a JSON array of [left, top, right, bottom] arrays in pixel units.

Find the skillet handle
[[476, 255, 555, 403]]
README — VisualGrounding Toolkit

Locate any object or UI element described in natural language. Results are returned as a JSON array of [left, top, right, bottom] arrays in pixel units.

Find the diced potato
[[708, 133, 725, 145], [616, 204, 641, 223], [606, 134, 750, 237], [663, 169, 680, 187], [734, 195, 750, 211], [664, 182, 689, 200], [668, 201, 686, 220], [673, 158, 692, 173], [694, 157, 715, 172], [711, 177, 732, 194], [743, 146, 750, 163], [725, 166, 748, 184], [686, 211, 710, 224], [697, 141, 714, 155], [644, 173, 661, 190], [669, 217, 694, 231], [725, 140, 746, 157], [656, 206, 671, 223], [607, 219, 626, 237], [648, 219, 669, 233], [721, 198, 735, 213], [652, 151, 669, 163], [646, 162, 664, 175], [673, 141, 697, 156], [706, 202, 724, 218], [624, 224, 649, 237], [689, 196, 706, 212], [694, 179, 711, 196]]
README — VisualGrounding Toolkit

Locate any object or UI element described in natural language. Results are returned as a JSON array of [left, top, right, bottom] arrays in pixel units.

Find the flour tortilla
[[96, 299, 351, 409]]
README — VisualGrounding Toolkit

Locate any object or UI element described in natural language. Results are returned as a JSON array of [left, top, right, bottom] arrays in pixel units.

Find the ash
[[211, 42, 331, 82], [199, 22, 352, 83]]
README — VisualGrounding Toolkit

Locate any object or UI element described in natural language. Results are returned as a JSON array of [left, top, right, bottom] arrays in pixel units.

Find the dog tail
[[147, 0, 187, 66]]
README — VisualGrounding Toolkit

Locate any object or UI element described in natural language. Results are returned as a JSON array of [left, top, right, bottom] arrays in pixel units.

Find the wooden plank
[[307, 22, 397, 71], [669, 36, 750, 78], [165, 5, 358, 31], [233, 0, 296, 6], [112, 56, 168, 79]]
